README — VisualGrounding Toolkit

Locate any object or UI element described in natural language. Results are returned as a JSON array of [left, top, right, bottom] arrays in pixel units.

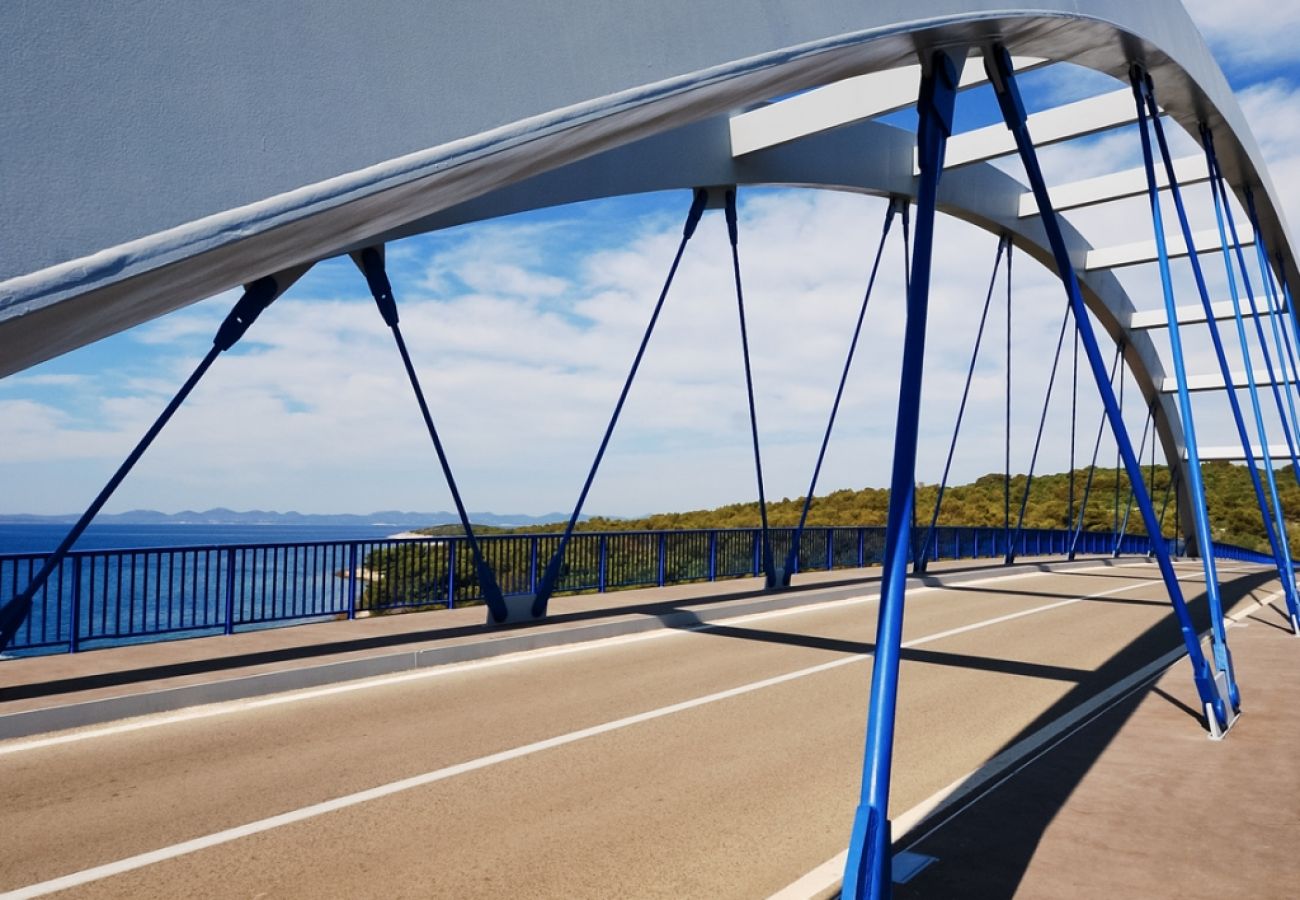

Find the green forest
[[422, 461, 1299, 554], [356, 462, 1293, 612]]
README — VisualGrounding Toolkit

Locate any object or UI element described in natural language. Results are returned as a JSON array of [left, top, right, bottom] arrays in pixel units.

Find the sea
[[0, 523, 412, 556]]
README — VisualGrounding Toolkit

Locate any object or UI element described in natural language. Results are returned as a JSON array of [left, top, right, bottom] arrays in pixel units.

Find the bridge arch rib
[[0, 1, 1293, 392]]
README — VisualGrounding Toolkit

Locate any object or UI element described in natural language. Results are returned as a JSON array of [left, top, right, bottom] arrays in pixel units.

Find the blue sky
[[4, 1, 1300, 518]]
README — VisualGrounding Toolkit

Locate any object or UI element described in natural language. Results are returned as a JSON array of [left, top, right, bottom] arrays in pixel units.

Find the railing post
[[447, 539, 457, 609], [68, 556, 82, 653], [826, 528, 835, 571], [529, 537, 539, 593], [857, 528, 865, 568], [658, 533, 668, 586], [346, 544, 358, 620], [598, 535, 608, 593], [223, 549, 237, 635], [708, 530, 718, 581]]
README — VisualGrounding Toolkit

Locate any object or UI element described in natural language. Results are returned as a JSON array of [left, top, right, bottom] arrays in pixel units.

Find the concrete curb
[[0, 557, 1128, 741]]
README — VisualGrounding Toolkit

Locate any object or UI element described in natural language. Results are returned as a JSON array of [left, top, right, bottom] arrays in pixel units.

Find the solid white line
[[768, 586, 1287, 900], [0, 563, 1133, 757], [1, 574, 1165, 898]]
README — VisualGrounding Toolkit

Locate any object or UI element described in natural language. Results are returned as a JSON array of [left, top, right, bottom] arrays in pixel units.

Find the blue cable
[[1267, 265, 1300, 412], [988, 45, 1220, 728], [1005, 237, 1013, 555], [917, 235, 1007, 569], [1113, 364, 1123, 551], [1114, 406, 1153, 548], [1199, 127, 1300, 629], [1135, 70, 1238, 706], [0, 277, 283, 653], [724, 189, 776, 585], [1007, 298, 1072, 563], [1279, 265, 1300, 388], [786, 200, 897, 583], [1069, 330, 1124, 560], [1069, 328, 1078, 533], [1215, 181, 1300, 484], [357, 248, 510, 623], [1246, 189, 1300, 448], [531, 189, 709, 618]]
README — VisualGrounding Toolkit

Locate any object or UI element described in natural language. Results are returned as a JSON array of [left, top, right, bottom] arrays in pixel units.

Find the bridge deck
[[0, 559, 1291, 897], [0, 557, 1035, 737]]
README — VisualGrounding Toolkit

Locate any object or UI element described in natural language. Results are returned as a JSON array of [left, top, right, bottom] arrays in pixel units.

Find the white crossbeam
[[1128, 300, 1289, 330], [1193, 445, 1295, 461], [1159, 371, 1297, 393], [1018, 155, 1208, 217], [729, 57, 1043, 156], [934, 89, 1137, 173], [1085, 229, 1253, 270]]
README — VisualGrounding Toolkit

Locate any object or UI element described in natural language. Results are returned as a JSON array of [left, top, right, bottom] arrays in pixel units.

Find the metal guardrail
[[1208, 541, 1276, 566], [0, 525, 1182, 655]]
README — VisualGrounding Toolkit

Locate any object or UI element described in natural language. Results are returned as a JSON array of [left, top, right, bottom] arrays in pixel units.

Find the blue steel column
[[987, 48, 1227, 730], [1281, 268, 1300, 390], [1133, 72, 1239, 708], [1247, 192, 1300, 440], [1223, 189, 1300, 484], [1264, 262, 1300, 413], [842, 49, 962, 900], [1202, 131, 1300, 631]]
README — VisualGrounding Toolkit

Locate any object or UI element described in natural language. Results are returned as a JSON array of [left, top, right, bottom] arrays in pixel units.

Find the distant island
[[0, 508, 584, 528], [3, 460, 1290, 556]]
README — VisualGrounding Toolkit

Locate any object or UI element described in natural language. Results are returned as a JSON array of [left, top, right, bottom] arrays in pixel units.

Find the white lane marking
[[0, 576, 1169, 898], [768, 586, 1286, 900], [0, 563, 1138, 756]]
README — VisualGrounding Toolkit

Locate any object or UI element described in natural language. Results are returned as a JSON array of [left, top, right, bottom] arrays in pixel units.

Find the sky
[[3, 1, 1300, 519]]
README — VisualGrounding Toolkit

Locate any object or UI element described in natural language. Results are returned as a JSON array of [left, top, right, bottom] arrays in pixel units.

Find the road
[[0, 559, 1279, 898]]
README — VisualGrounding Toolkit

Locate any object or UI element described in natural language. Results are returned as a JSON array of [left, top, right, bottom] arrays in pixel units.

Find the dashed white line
[[0, 563, 1139, 756]]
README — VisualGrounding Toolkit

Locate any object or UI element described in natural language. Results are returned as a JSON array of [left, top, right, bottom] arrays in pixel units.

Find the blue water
[[0, 523, 413, 556]]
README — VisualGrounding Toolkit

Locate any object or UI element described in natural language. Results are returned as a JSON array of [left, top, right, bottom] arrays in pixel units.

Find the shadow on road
[[889, 567, 1273, 899], [671, 560, 1275, 899]]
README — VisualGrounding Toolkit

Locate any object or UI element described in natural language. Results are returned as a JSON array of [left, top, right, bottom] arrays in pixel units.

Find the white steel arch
[[0, 1, 1293, 387], [5, 1, 1291, 550]]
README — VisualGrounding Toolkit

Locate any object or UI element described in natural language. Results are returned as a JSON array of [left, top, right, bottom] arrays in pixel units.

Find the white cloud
[[1183, 0, 1300, 71], [3, 189, 1117, 517]]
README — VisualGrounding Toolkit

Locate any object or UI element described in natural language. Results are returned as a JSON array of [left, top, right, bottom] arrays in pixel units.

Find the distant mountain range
[[0, 508, 584, 528]]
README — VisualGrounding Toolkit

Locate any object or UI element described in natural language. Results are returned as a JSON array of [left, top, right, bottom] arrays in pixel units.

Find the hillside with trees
[[425, 461, 1299, 554]]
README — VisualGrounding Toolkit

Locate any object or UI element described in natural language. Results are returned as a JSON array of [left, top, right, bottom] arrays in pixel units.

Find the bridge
[[3, 1, 1300, 897]]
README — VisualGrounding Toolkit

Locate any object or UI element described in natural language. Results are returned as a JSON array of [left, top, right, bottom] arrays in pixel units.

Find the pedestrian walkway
[[891, 589, 1300, 899]]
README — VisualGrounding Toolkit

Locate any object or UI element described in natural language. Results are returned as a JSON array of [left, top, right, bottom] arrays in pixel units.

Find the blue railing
[[0, 525, 1188, 656], [1209, 541, 1275, 566]]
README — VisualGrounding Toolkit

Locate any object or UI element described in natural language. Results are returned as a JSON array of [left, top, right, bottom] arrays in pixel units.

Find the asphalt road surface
[[0, 560, 1277, 899]]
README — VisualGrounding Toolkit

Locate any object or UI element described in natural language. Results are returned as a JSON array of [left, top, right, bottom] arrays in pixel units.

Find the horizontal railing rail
[[0, 525, 1214, 656]]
